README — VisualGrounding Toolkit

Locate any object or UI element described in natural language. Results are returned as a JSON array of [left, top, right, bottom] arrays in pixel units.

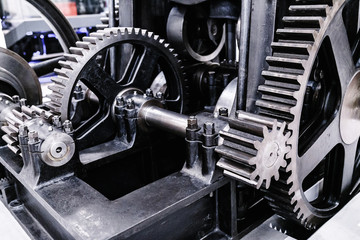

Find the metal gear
[[0, 48, 42, 105], [249, 120, 290, 189], [46, 27, 188, 148], [217, 0, 360, 229]]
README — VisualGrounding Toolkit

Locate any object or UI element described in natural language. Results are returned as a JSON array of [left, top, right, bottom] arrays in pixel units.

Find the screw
[[155, 92, 164, 100], [38, 120, 44, 126], [12, 95, 20, 103], [18, 125, 28, 137], [63, 120, 73, 133], [20, 98, 27, 107], [28, 131, 39, 144], [5, 100, 9, 105], [187, 116, 198, 130], [126, 99, 134, 109], [48, 126, 53, 132], [204, 122, 215, 135], [145, 88, 153, 97], [219, 107, 228, 117]]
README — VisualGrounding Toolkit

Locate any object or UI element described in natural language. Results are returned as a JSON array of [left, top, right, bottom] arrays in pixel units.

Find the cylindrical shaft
[[140, 106, 188, 137], [237, 0, 252, 111]]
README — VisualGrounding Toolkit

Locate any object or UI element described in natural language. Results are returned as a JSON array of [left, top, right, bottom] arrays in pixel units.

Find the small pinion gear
[[249, 120, 291, 189]]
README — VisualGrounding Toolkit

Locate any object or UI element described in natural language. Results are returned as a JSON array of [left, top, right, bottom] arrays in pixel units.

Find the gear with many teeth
[[249, 120, 290, 189], [217, 0, 360, 229], [46, 27, 188, 123]]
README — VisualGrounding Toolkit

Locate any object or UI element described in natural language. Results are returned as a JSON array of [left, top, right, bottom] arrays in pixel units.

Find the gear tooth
[[90, 32, 105, 40], [248, 156, 257, 165], [69, 47, 85, 56], [164, 43, 170, 48], [153, 35, 159, 41], [64, 53, 79, 63], [58, 60, 73, 70], [159, 39, 165, 44], [76, 41, 92, 50], [54, 68, 69, 78], [51, 76, 68, 86], [262, 125, 268, 137], [141, 29, 147, 36], [83, 36, 99, 44], [256, 178, 263, 189], [265, 178, 271, 189], [281, 159, 287, 168], [253, 140, 261, 150], [48, 83, 65, 95], [133, 28, 140, 35], [274, 171, 280, 181], [147, 31, 154, 38]]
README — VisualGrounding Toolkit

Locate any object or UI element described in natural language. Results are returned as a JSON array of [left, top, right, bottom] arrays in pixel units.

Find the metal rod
[[140, 106, 188, 137], [237, 0, 252, 111]]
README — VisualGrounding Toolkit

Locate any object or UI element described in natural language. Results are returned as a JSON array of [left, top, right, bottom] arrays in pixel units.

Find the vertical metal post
[[230, 180, 238, 237], [237, 0, 252, 111], [109, 0, 118, 80]]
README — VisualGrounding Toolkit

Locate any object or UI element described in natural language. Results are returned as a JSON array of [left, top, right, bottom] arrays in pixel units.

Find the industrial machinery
[[0, 0, 360, 239]]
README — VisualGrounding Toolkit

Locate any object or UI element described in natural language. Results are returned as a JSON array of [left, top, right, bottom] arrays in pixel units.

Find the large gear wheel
[[46, 27, 188, 149], [217, 0, 360, 229]]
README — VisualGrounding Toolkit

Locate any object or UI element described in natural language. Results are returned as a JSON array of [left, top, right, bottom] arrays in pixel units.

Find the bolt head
[[28, 131, 39, 143], [187, 116, 198, 129], [18, 125, 28, 137], [63, 120, 73, 133], [12, 95, 20, 103], [145, 88, 154, 97], [155, 92, 164, 100], [116, 96, 125, 107], [126, 99, 135, 109], [204, 122, 215, 135], [20, 98, 27, 107], [219, 107, 228, 117]]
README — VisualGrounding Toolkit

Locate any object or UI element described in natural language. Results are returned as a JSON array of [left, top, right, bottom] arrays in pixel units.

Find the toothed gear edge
[[249, 121, 290, 189], [46, 27, 189, 120], [216, 0, 353, 229]]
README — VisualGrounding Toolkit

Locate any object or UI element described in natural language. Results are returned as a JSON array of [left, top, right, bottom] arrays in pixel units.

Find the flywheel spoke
[[121, 46, 160, 90], [298, 115, 341, 182], [79, 61, 122, 101], [326, 12, 356, 89]]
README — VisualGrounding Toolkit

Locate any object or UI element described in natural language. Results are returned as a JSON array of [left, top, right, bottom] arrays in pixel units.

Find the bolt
[[155, 92, 164, 100], [48, 126, 53, 132], [116, 96, 125, 106], [126, 99, 135, 109], [12, 95, 20, 103], [145, 88, 153, 97], [0, 97, 2, 101], [133, 91, 138, 96], [75, 84, 82, 92], [204, 122, 215, 135], [208, 71, 216, 86], [222, 73, 230, 87], [52, 116, 62, 128], [28, 131, 39, 144], [63, 120, 73, 133], [187, 116, 198, 130], [219, 107, 228, 117], [20, 98, 27, 107], [18, 125, 28, 137], [5, 100, 9, 105], [38, 120, 44, 126], [235, 110, 241, 119]]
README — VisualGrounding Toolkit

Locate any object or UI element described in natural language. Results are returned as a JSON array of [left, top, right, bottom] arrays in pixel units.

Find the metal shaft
[[237, 0, 252, 111], [140, 106, 188, 137]]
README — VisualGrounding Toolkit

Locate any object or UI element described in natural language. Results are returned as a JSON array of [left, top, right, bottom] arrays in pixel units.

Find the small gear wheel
[[249, 120, 291, 189]]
